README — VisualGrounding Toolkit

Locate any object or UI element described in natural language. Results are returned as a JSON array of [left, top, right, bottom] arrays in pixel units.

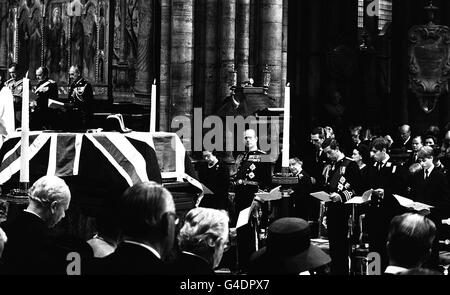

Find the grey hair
[[28, 176, 71, 206], [178, 208, 229, 253]]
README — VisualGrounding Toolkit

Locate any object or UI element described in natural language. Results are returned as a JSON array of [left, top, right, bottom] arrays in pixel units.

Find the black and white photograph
[[0, 0, 449, 287]]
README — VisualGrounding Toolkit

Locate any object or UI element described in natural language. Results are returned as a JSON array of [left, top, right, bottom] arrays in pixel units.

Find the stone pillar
[[281, 0, 288, 106], [236, 0, 250, 84], [119, 0, 127, 63], [160, 0, 171, 131], [134, 0, 153, 99], [260, 0, 283, 105], [204, 0, 218, 115], [249, 0, 259, 80], [40, 2, 46, 67], [170, 0, 194, 147], [218, 0, 236, 103], [0, 0, 6, 67]]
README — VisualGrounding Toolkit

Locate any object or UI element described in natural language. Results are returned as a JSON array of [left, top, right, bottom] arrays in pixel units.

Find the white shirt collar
[[123, 240, 161, 259], [425, 165, 434, 176], [384, 265, 408, 275], [24, 209, 44, 221]]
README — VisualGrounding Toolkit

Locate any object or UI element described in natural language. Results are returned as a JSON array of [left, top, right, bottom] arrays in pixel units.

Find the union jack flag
[[0, 131, 177, 188]]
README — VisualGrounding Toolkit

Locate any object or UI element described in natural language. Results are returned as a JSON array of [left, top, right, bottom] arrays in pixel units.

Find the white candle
[[20, 74, 30, 183], [282, 83, 290, 168], [150, 79, 156, 133]]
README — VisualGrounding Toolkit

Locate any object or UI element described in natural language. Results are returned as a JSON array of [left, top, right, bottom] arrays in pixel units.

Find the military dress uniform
[[366, 157, 407, 270], [32, 79, 58, 130], [322, 156, 359, 275], [67, 77, 94, 130], [231, 150, 272, 271], [5, 78, 23, 125], [303, 146, 329, 225]]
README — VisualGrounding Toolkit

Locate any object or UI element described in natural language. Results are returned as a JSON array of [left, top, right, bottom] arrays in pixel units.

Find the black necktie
[[425, 170, 429, 180], [377, 162, 382, 171]]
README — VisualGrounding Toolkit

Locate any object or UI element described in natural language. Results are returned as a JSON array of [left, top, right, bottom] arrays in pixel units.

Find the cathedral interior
[[1, 0, 448, 143], [0, 0, 450, 277]]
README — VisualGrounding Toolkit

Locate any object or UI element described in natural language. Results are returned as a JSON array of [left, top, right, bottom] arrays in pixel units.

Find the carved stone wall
[[6, 0, 110, 99], [0, 0, 7, 77]]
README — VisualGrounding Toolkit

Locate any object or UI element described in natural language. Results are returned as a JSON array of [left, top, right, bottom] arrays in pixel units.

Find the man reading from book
[[408, 146, 450, 270], [31, 66, 58, 130]]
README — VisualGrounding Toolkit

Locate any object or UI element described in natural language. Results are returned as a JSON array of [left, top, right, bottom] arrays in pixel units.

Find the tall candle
[[20, 73, 30, 183], [282, 83, 290, 168], [150, 79, 156, 133]]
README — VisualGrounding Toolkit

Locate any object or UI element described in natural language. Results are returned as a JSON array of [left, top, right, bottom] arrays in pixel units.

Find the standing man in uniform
[[303, 127, 329, 236], [31, 66, 58, 130], [67, 65, 94, 130], [5, 63, 23, 126], [366, 137, 407, 270], [321, 138, 360, 274], [231, 129, 272, 271]]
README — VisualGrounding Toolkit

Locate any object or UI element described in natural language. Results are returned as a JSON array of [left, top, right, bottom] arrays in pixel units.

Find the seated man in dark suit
[[170, 207, 230, 275], [0, 176, 74, 274], [403, 136, 423, 170], [385, 213, 436, 275], [392, 124, 413, 153], [89, 181, 177, 275]]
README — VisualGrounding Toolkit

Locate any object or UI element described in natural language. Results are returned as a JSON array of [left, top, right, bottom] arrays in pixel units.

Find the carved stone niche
[[408, 3, 450, 114]]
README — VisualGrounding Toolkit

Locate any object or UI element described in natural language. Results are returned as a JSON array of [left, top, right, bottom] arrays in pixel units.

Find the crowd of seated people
[[0, 123, 449, 275]]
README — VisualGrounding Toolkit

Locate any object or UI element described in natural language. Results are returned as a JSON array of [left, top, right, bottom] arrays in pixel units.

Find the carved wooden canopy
[[408, 4, 450, 114]]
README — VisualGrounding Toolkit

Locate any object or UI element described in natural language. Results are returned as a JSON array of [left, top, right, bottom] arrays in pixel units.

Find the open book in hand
[[393, 194, 434, 212], [345, 189, 373, 205], [255, 186, 282, 201], [310, 191, 332, 202], [236, 207, 251, 229], [48, 99, 68, 110]]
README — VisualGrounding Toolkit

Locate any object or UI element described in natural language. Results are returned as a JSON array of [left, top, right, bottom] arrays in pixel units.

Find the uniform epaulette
[[5, 78, 13, 84]]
